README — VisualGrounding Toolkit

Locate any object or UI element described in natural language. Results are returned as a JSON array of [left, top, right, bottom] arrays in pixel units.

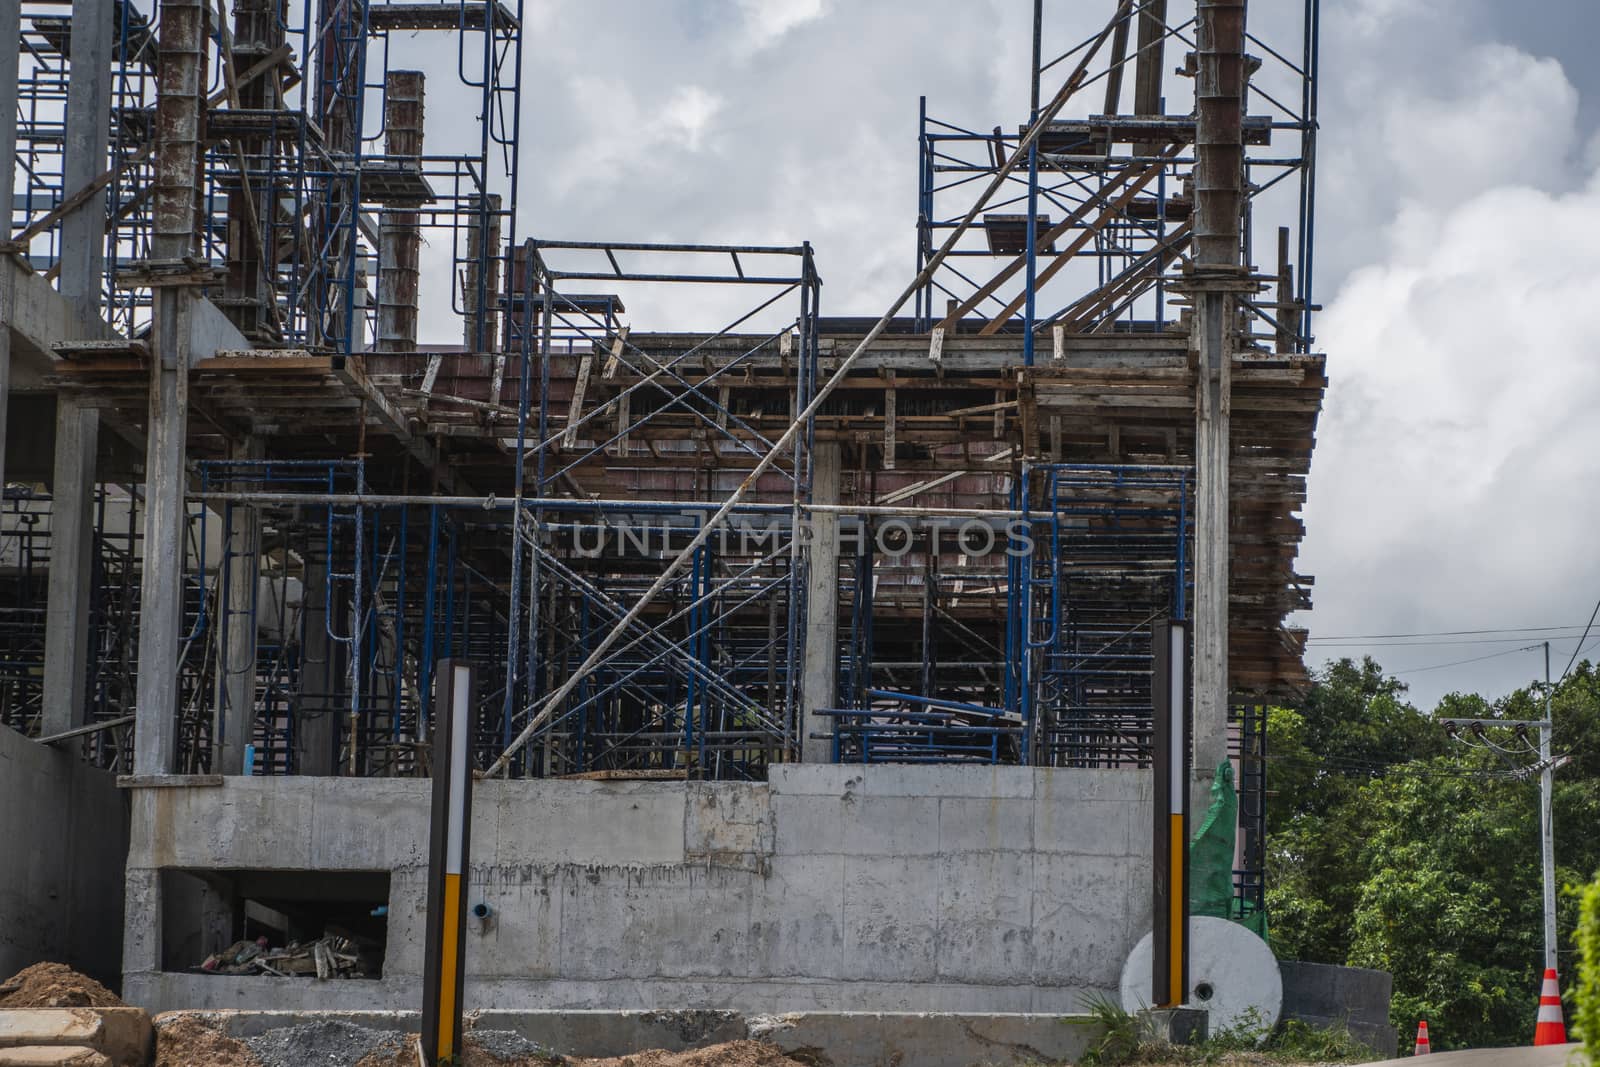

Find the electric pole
[[1441, 664, 1567, 980], [1540, 642, 1556, 973]]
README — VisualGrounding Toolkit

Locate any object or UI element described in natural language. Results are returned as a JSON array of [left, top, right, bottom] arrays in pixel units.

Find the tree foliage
[[1266, 658, 1600, 1051]]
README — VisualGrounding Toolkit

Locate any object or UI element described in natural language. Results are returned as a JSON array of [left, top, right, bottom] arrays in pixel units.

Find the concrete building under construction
[[0, 0, 1335, 1046]]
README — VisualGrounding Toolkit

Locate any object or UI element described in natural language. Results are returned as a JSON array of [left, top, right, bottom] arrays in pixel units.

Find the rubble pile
[[200, 935, 369, 979]]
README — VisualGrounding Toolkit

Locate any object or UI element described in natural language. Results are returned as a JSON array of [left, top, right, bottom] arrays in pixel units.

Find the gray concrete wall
[[0, 725, 131, 989], [123, 765, 1153, 1013], [1279, 960, 1397, 1058]]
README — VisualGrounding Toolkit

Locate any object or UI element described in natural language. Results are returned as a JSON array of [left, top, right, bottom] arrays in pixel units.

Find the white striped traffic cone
[[1534, 968, 1567, 1046], [1413, 1020, 1430, 1055]]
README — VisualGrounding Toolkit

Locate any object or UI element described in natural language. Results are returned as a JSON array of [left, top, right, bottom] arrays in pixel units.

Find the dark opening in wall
[[160, 869, 389, 978]]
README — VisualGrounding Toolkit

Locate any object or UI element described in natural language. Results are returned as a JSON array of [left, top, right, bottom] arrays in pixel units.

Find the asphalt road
[[1368, 1043, 1587, 1065]]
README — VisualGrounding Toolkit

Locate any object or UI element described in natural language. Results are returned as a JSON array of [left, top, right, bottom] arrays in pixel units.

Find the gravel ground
[[245, 1019, 406, 1067], [468, 1029, 560, 1061]]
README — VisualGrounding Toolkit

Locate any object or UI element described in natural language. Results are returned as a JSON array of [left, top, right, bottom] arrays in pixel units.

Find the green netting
[[1189, 759, 1268, 937]]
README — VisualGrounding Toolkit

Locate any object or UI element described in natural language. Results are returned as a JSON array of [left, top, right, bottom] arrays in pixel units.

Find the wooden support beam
[[562, 354, 594, 448], [884, 369, 896, 470]]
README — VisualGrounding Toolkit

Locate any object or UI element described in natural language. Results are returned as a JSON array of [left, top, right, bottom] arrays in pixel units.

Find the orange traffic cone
[[1413, 1020, 1430, 1055], [1534, 968, 1568, 1046]]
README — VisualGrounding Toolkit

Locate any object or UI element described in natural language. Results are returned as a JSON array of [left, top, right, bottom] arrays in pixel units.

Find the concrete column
[[44, 0, 115, 737], [377, 71, 425, 354], [294, 552, 338, 775], [0, 0, 19, 493], [41, 401, 100, 735], [1187, 0, 1247, 786], [1191, 291, 1231, 778], [213, 439, 262, 775], [135, 0, 207, 775], [59, 0, 116, 304], [463, 194, 502, 352], [800, 442, 840, 763], [133, 291, 192, 775]]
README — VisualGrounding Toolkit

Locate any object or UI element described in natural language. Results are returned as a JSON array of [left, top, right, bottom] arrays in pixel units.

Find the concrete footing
[[163, 1008, 1106, 1067], [1140, 1006, 1208, 1046]]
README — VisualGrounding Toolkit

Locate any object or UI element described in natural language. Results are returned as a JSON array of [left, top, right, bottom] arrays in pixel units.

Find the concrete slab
[[0, 1012, 102, 1048], [0, 1048, 110, 1067], [0, 1010, 149, 1067]]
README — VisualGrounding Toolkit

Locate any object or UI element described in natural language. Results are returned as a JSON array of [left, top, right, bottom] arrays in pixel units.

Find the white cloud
[[734, 0, 829, 50], [548, 77, 726, 198], [1301, 74, 1600, 702]]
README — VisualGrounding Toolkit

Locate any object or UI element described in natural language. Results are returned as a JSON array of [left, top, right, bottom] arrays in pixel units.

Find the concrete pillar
[[1187, 0, 1247, 786], [133, 291, 192, 775], [0, 0, 19, 493], [295, 552, 338, 775], [220, 0, 285, 338], [44, 0, 115, 737], [213, 439, 262, 775], [135, 0, 208, 775], [377, 71, 425, 354], [463, 194, 502, 352], [1191, 291, 1231, 778], [59, 0, 116, 305], [800, 442, 840, 763], [41, 401, 100, 735]]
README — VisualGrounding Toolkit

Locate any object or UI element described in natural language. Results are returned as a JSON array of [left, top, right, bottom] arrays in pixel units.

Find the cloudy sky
[[468, 0, 1600, 710]]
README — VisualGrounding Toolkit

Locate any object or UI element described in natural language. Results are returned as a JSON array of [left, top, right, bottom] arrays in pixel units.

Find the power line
[[1307, 624, 1590, 642], [1560, 596, 1600, 681], [1309, 634, 1591, 648], [1389, 643, 1545, 677]]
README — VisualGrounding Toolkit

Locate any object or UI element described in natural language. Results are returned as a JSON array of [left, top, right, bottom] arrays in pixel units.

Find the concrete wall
[[1279, 960, 1397, 1057], [0, 725, 131, 989], [123, 765, 1153, 1013]]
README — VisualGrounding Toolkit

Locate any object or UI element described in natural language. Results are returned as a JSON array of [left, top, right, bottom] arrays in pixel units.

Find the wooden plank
[[884, 369, 897, 470], [562, 354, 594, 448]]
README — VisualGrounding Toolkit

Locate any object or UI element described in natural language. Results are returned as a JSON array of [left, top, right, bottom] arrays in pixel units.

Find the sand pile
[[0, 962, 123, 1009], [153, 1014, 264, 1067]]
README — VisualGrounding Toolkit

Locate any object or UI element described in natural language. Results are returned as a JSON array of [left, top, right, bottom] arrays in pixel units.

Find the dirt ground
[[153, 1014, 265, 1067], [352, 1036, 808, 1067], [565, 1042, 813, 1067], [150, 1014, 807, 1067], [0, 962, 124, 1009]]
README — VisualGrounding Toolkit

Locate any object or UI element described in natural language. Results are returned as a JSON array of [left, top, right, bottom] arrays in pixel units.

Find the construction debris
[[0, 964, 123, 1010], [199, 936, 369, 979]]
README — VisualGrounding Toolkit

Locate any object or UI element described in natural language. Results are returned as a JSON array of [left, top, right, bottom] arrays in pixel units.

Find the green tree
[[1266, 658, 1600, 1051]]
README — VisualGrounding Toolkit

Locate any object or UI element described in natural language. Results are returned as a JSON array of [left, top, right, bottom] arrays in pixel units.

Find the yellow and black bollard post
[[422, 659, 476, 1065]]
